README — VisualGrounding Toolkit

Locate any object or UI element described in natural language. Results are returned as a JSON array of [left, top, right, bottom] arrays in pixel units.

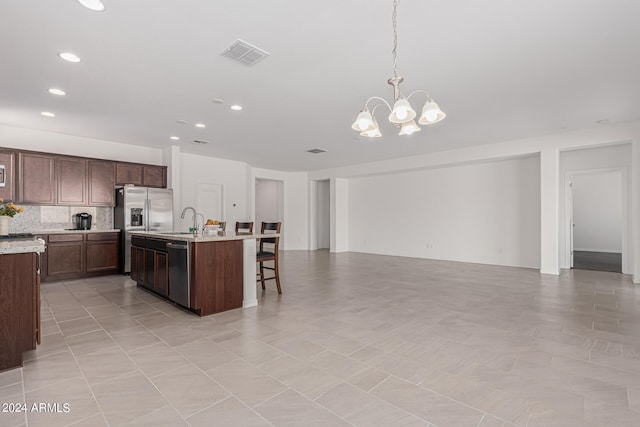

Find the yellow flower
[[0, 197, 3, 203]]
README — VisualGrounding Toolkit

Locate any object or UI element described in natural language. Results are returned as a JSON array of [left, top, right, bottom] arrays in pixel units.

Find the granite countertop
[[130, 230, 279, 242], [34, 229, 121, 235], [0, 238, 46, 255]]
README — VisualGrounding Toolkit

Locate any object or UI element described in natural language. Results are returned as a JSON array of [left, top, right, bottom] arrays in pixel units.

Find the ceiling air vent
[[221, 39, 270, 67], [306, 148, 327, 154], [193, 140, 210, 145]]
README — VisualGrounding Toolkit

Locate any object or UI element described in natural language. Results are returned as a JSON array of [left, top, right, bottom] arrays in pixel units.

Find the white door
[[196, 183, 224, 224], [568, 180, 574, 268]]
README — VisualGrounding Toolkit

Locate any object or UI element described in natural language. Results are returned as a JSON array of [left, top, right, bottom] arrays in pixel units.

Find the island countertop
[[0, 238, 46, 255], [129, 230, 278, 242]]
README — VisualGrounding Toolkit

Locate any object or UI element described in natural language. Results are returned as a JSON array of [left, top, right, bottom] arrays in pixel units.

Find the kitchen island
[[129, 231, 274, 316], [0, 238, 45, 371]]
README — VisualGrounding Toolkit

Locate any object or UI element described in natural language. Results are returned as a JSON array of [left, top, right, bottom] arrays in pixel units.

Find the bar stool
[[257, 222, 282, 294], [235, 221, 254, 233]]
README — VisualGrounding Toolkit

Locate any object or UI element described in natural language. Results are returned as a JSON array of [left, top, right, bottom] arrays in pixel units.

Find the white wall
[[252, 168, 309, 251], [559, 144, 631, 270], [316, 180, 330, 249], [177, 152, 248, 232], [255, 179, 284, 249], [255, 179, 283, 224], [0, 124, 163, 164], [347, 156, 541, 268], [571, 172, 622, 252]]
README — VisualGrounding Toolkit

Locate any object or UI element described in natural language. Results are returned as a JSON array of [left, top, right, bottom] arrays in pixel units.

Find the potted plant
[[0, 197, 24, 235]]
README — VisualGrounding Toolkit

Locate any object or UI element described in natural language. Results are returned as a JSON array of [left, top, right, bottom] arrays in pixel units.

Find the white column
[[330, 177, 349, 253], [540, 148, 560, 275], [632, 140, 640, 283], [242, 238, 257, 308]]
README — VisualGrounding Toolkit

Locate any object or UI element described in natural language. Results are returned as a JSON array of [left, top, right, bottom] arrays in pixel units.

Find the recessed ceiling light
[[193, 140, 210, 145], [169, 136, 180, 141], [48, 88, 66, 96], [77, 0, 105, 11], [176, 120, 187, 124], [58, 52, 81, 63], [230, 105, 243, 111], [195, 123, 206, 128], [41, 112, 55, 117], [307, 148, 327, 154], [212, 98, 224, 104]]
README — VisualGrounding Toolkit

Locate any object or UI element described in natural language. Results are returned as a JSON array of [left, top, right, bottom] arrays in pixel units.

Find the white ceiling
[[1, 0, 639, 171]]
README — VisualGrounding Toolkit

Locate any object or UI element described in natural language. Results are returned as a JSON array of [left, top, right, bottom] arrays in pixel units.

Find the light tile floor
[[1, 251, 640, 426]]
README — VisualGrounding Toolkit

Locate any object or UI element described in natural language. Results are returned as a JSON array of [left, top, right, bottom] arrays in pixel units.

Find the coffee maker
[[73, 213, 92, 230]]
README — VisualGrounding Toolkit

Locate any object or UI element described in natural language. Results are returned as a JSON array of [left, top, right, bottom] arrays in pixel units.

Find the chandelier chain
[[392, 0, 399, 78]]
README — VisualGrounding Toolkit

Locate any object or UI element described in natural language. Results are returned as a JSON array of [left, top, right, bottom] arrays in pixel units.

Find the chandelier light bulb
[[360, 118, 382, 137], [399, 120, 421, 136], [389, 98, 416, 124], [352, 110, 374, 131], [419, 100, 446, 125]]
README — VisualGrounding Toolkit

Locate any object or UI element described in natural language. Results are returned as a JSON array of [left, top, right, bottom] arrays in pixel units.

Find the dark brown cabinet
[[116, 162, 143, 186], [131, 237, 169, 297], [57, 156, 87, 205], [0, 251, 40, 371], [143, 165, 167, 188], [17, 152, 56, 204], [191, 240, 243, 316], [155, 252, 168, 295], [116, 162, 167, 188], [46, 234, 85, 278], [8, 148, 167, 206], [86, 232, 119, 272], [0, 150, 16, 202], [88, 160, 115, 206], [40, 232, 120, 281]]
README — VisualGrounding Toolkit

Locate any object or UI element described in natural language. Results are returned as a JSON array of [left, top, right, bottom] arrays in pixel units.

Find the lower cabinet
[[47, 234, 85, 278], [43, 232, 120, 282], [0, 251, 40, 371], [130, 237, 170, 300], [86, 233, 118, 272]]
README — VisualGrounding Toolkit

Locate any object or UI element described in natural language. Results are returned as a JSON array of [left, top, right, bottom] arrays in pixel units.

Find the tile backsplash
[[8, 205, 113, 233]]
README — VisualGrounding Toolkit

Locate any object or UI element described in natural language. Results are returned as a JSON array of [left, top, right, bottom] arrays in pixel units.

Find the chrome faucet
[[196, 213, 205, 236], [180, 206, 197, 234]]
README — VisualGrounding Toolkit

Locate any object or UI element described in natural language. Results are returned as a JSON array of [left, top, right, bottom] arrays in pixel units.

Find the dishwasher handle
[[166, 242, 189, 250]]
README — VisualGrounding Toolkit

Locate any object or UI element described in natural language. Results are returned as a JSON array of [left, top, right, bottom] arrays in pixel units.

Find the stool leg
[[274, 260, 282, 294], [259, 261, 266, 290]]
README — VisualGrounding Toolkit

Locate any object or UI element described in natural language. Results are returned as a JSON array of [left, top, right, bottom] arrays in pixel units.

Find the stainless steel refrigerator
[[114, 186, 173, 274]]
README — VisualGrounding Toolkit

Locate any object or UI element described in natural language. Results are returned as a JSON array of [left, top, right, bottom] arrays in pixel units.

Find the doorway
[[567, 170, 624, 273], [315, 180, 330, 249], [255, 178, 284, 250]]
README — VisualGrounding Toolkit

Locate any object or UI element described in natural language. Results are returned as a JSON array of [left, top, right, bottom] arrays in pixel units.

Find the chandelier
[[351, 0, 445, 137]]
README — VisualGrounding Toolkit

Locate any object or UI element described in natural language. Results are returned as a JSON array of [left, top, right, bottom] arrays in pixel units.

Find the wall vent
[[306, 148, 327, 154], [221, 39, 270, 66], [193, 140, 210, 145]]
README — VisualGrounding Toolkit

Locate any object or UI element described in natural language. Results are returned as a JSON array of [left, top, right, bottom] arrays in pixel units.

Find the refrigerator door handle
[[145, 197, 149, 232]]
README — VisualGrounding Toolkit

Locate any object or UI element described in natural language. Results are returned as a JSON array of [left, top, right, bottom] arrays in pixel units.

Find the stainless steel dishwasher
[[167, 240, 190, 308]]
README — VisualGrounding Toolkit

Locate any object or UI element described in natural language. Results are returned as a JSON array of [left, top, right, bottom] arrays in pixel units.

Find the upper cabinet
[[0, 150, 16, 202], [88, 160, 115, 206], [143, 165, 167, 188], [17, 152, 56, 204], [57, 156, 87, 205], [115, 162, 143, 186], [11, 148, 166, 206], [116, 162, 166, 188]]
